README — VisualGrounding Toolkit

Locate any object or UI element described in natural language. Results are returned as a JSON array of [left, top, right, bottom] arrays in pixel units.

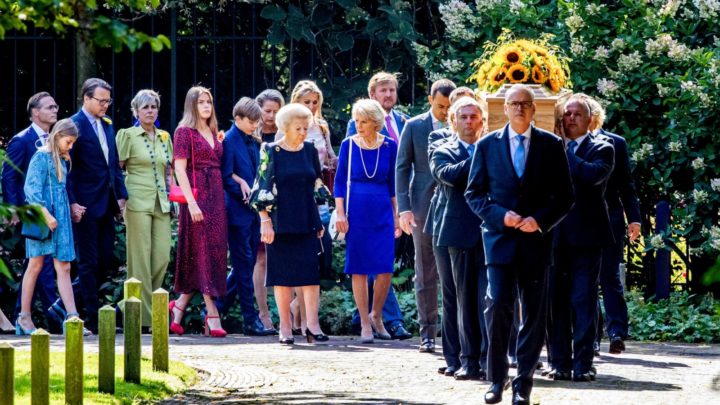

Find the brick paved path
[[3, 335, 719, 404]]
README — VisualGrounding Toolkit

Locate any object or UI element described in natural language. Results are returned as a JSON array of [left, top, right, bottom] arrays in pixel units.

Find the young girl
[[16, 118, 90, 336]]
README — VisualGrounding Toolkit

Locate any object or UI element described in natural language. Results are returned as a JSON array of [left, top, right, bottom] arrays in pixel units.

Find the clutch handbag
[[169, 129, 199, 204]]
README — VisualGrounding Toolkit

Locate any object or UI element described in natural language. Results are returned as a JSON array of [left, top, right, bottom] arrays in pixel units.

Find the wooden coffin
[[484, 84, 572, 134]]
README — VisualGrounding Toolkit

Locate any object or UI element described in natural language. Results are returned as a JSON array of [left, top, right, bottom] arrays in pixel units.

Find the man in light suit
[[465, 84, 575, 405], [582, 96, 641, 355], [347, 71, 412, 340], [396, 78, 455, 352], [68, 78, 128, 333], [432, 97, 489, 380], [547, 96, 614, 382], [2, 92, 64, 331]]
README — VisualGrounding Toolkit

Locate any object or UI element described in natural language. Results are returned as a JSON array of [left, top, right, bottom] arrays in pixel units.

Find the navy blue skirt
[[266, 232, 321, 287]]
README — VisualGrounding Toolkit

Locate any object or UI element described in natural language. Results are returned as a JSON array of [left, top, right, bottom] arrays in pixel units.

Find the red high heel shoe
[[169, 300, 185, 335], [204, 315, 227, 338]]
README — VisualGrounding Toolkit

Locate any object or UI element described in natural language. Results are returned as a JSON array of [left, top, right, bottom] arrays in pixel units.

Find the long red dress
[[173, 126, 227, 297]]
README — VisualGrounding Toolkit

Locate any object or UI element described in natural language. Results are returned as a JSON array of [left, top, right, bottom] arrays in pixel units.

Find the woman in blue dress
[[334, 99, 401, 344], [15, 119, 89, 335]]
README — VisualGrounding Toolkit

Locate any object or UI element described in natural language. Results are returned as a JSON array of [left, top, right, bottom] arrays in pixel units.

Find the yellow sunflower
[[548, 76, 561, 93], [553, 66, 567, 86], [507, 64, 530, 83], [499, 46, 524, 65], [489, 65, 508, 87], [531, 65, 547, 84]]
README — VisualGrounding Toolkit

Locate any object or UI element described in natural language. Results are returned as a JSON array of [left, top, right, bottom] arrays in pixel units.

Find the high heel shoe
[[203, 315, 227, 338], [15, 313, 37, 336], [62, 312, 93, 336], [370, 321, 391, 340], [168, 300, 185, 336], [305, 328, 329, 343], [279, 335, 295, 345]]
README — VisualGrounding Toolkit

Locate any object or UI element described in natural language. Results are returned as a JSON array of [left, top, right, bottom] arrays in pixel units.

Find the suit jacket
[[465, 124, 575, 265], [221, 124, 261, 227], [431, 137, 482, 249], [424, 128, 454, 236], [68, 110, 128, 219], [597, 129, 641, 224], [2, 126, 44, 206], [345, 109, 409, 138], [558, 134, 615, 247], [396, 110, 435, 219]]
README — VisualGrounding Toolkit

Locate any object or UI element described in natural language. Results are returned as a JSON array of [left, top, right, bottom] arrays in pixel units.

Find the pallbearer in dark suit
[[465, 84, 574, 405], [68, 78, 128, 333], [1, 92, 63, 331], [582, 95, 641, 355], [547, 96, 615, 382], [397, 79, 456, 352], [431, 97, 488, 381]]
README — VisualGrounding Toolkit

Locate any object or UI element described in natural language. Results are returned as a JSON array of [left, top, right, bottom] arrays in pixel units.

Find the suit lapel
[[497, 125, 519, 183], [522, 126, 544, 187], [575, 134, 593, 158]]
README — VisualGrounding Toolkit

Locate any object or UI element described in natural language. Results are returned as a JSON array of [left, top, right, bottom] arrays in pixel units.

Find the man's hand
[[71, 203, 86, 223], [628, 222, 641, 242], [516, 216, 540, 233], [399, 211, 416, 235], [504, 210, 523, 228]]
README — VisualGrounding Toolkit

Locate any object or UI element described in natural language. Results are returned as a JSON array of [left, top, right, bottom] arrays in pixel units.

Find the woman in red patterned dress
[[169, 86, 228, 337]]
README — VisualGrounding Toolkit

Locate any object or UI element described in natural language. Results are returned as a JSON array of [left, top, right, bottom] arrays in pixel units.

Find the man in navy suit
[[218, 97, 276, 336], [347, 71, 412, 340], [68, 78, 128, 333], [396, 78, 455, 352], [432, 97, 489, 381], [2, 91, 64, 331], [583, 96, 641, 355], [465, 84, 574, 405], [547, 96, 615, 383]]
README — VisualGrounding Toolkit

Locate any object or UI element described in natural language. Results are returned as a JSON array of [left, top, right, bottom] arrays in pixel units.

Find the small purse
[[22, 155, 54, 241], [169, 130, 199, 204], [328, 139, 352, 241]]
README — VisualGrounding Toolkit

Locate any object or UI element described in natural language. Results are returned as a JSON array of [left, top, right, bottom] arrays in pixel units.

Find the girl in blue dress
[[16, 119, 89, 335]]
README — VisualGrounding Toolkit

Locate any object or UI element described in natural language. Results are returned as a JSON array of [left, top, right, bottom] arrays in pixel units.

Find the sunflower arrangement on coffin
[[469, 31, 572, 94]]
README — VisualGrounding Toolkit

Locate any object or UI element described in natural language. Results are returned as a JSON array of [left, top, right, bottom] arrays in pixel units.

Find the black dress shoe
[[511, 391, 530, 405], [305, 328, 329, 343], [388, 323, 412, 340], [454, 367, 484, 381], [594, 341, 601, 357], [547, 368, 571, 380], [437, 366, 447, 374], [572, 371, 595, 382], [419, 338, 435, 353], [609, 335, 625, 354], [245, 319, 277, 336], [444, 365, 459, 376], [484, 378, 510, 404]]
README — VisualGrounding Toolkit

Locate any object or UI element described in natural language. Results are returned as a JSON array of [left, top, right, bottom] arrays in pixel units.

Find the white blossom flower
[[509, 0, 524, 14], [667, 141, 682, 152], [695, 0, 720, 20], [657, 83, 671, 97], [475, 0, 505, 12], [691, 157, 705, 170], [711, 178, 720, 192], [617, 51, 642, 70], [650, 234, 665, 249], [585, 3, 604, 15], [693, 189, 709, 203], [631, 143, 654, 162], [426, 71, 445, 83], [660, 0, 682, 17], [593, 46, 609, 61], [440, 0, 482, 42], [441, 59, 464, 73], [611, 38, 625, 51], [645, 38, 666, 57], [570, 39, 587, 55], [597, 78, 619, 98], [667, 42, 691, 62], [565, 15, 585, 34], [412, 43, 430, 66]]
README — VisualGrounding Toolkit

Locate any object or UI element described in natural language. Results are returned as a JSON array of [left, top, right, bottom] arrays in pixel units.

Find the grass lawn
[[12, 351, 198, 404]]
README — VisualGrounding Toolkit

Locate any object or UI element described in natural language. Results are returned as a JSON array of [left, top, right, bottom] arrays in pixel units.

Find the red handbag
[[169, 130, 199, 204]]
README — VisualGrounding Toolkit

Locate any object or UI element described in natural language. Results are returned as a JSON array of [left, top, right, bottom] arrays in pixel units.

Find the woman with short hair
[[250, 103, 331, 344], [116, 89, 173, 331], [333, 99, 401, 344]]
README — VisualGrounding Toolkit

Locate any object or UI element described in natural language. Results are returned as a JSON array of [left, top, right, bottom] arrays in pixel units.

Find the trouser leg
[[435, 240, 460, 368], [570, 247, 602, 374], [125, 208, 153, 327], [485, 264, 515, 383], [412, 217, 438, 339]]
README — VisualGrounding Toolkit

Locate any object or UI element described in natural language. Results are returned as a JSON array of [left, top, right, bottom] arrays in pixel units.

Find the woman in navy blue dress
[[334, 99, 401, 343]]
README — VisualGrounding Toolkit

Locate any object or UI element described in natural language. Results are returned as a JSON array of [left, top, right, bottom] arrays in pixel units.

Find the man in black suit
[[431, 97, 488, 381], [397, 78, 455, 352], [68, 78, 128, 333], [2, 92, 64, 331], [465, 84, 575, 405], [583, 96, 641, 355], [547, 96, 615, 382]]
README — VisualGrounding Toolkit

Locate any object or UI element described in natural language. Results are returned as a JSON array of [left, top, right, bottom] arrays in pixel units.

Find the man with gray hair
[[465, 84, 574, 405]]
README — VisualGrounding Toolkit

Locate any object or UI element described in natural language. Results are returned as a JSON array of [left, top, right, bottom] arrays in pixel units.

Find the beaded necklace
[[141, 130, 172, 194], [357, 136, 381, 179]]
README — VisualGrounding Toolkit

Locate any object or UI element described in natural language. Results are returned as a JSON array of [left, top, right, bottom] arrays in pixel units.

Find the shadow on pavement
[[531, 374, 682, 391], [160, 389, 438, 404], [597, 355, 689, 369]]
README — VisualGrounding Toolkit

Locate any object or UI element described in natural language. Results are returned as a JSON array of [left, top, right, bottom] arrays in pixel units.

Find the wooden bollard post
[[31, 329, 50, 405], [152, 288, 169, 372], [124, 297, 142, 383], [98, 305, 116, 394], [64, 317, 84, 405], [124, 277, 142, 301], [0, 342, 14, 405]]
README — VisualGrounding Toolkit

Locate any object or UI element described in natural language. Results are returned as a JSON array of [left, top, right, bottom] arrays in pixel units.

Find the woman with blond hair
[[15, 119, 90, 335], [168, 86, 228, 337], [116, 89, 173, 331]]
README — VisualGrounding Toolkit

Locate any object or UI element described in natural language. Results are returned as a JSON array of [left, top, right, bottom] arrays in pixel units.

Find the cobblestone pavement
[[3, 335, 719, 404]]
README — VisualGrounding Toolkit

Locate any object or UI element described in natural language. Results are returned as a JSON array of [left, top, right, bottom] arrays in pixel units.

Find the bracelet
[[261, 218, 272, 223]]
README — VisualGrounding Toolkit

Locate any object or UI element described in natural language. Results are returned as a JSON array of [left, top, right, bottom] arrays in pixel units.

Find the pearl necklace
[[281, 139, 303, 151], [357, 135, 381, 179]]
